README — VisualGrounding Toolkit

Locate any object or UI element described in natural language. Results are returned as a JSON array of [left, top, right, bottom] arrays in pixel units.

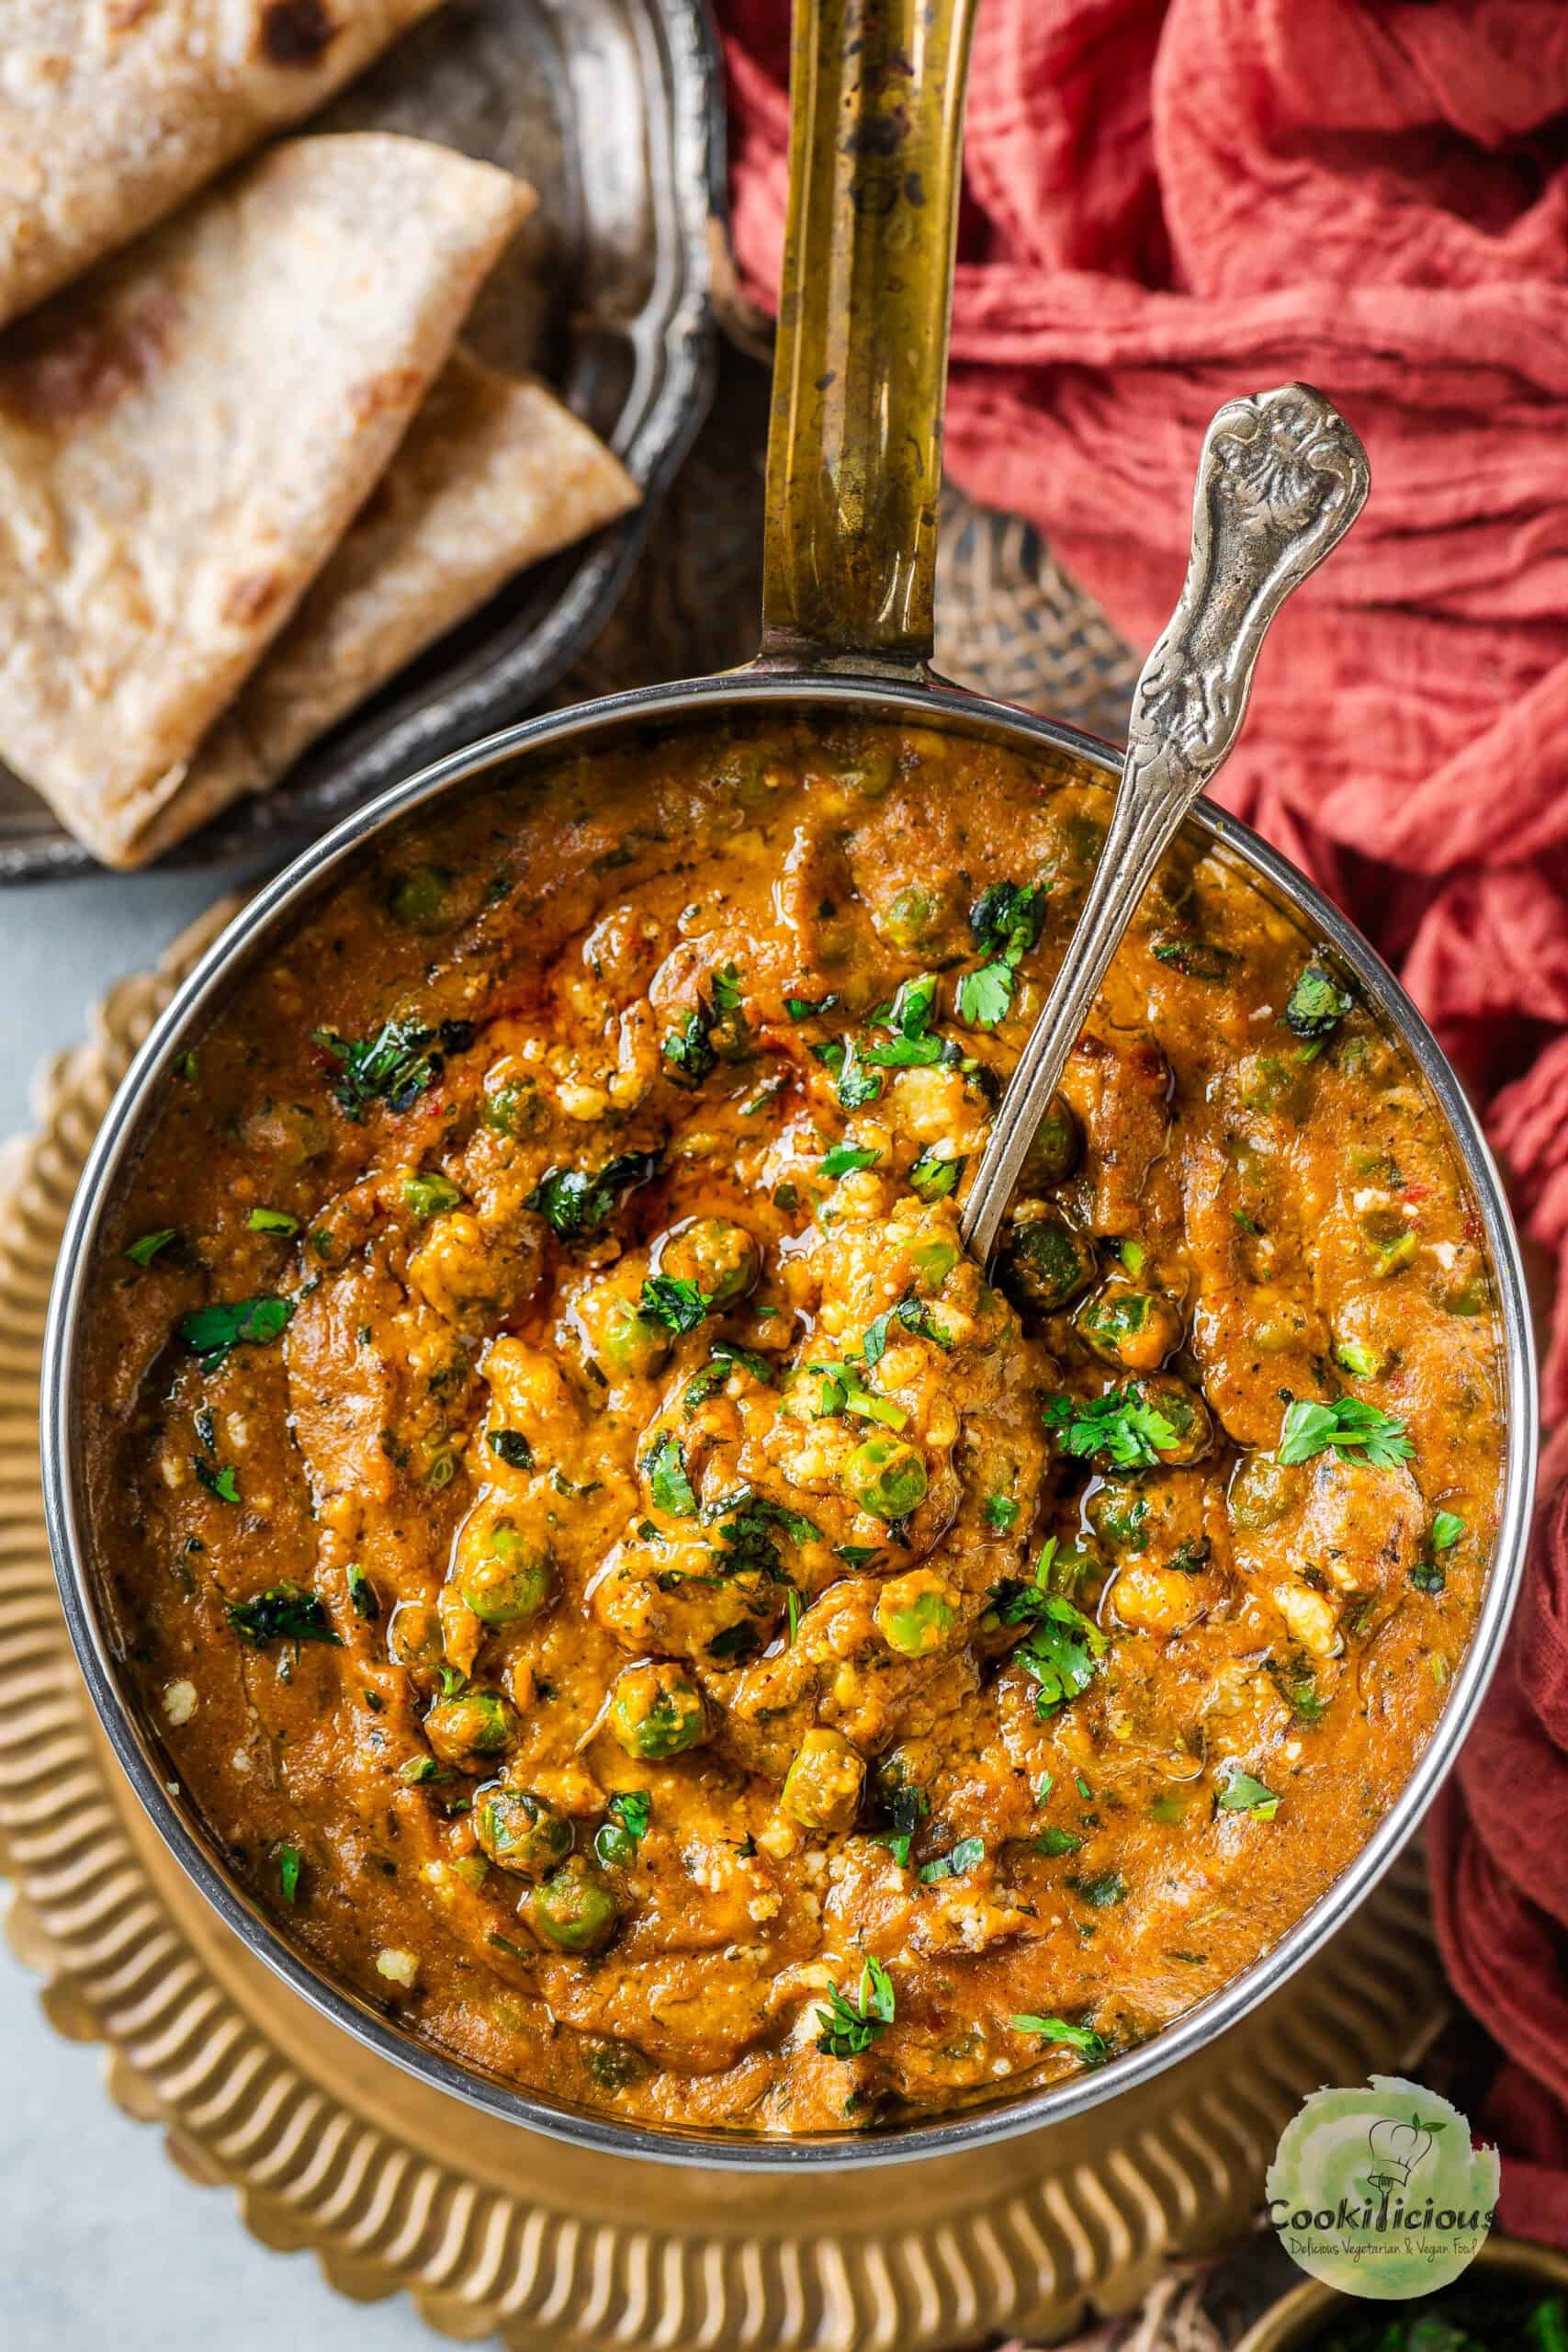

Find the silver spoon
[[960, 382, 1371, 1265]]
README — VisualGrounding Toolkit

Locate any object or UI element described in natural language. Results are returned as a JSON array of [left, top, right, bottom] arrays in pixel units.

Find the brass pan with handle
[[39, 0, 1538, 2166]]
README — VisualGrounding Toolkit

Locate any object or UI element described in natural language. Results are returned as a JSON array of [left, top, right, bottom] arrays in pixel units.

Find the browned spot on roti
[[106, 0, 156, 29], [348, 366, 426, 424], [258, 0, 339, 65], [0, 288, 182, 429], [221, 571, 284, 628]]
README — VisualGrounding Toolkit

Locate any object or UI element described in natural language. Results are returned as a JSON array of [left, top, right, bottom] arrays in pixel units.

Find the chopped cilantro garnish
[[956, 880, 1048, 1029], [277, 1842, 303, 1905], [919, 1836, 985, 1883], [640, 1274, 712, 1334], [820, 1143, 882, 1178], [225, 1583, 341, 1648], [193, 1456, 241, 1503], [346, 1565, 379, 1621], [247, 1207, 299, 1238], [1283, 959, 1353, 1041], [313, 1016, 473, 1119], [487, 1429, 536, 1470], [908, 1148, 964, 1202], [525, 1150, 661, 1241], [1034, 1826, 1083, 1856], [608, 1790, 651, 1842], [1277, 1395, 1413, 1470], [1070, 1871, 1128, 1907], [835, 1035, 884, 1109], [984, 1494, 1020, 1532], [126, 1227, 178, 1267], [1043, 1385, 1177, 1470], [1016, 1596, 1107, 1717], [815, 1956, 895, 2057], [1010, 2013, 1108, 2064], [1215, 1766, 1280, 1819], [785, 992, 840, 1022], [178, 1292, 295, 1372], [955, 958, 1014, 1029], [1150, 934, 1238, 983], [643, 1432, 698, 1519]]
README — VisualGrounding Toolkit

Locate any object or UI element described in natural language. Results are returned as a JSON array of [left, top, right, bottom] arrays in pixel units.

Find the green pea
[[1228, 1452, 1304, 1533], [998, 1216, 1097, 1313], [606, 1661, 707, 1760], [386, 1599, 443, 1668], [473, 1785, 573, 1880], [1131, 1374, 1213, 1465], [880, 882, 945, 956], [385, 865, 451, 931], [532, 1860, 621, 1954], [781, 1727, 866, 1831], [459, 1522, 554, 1626], [1023, 1094, 1083, 1185], [844, 1434, 929, 1521], [875, 1568, 958, 1657], [1087, 1479, 1149, 1554], [1075, 1286, 1182, 1372], [593, 1819, 640, 1868], [653, 1216, 761, 1309], [423, 1687, 519, 1773]]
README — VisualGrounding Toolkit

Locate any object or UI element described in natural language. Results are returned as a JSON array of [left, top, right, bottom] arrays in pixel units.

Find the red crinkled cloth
[[718, 0, 1568, 2240]]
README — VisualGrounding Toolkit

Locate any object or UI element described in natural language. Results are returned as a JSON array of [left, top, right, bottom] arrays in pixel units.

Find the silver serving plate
[[0, 0, 722, 880], [40, 667, 1539, 2169]]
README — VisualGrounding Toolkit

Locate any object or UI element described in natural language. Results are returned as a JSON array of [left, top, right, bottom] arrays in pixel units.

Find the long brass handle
[[961, 384, 1371, 1265], [758, 0, 978, 668]]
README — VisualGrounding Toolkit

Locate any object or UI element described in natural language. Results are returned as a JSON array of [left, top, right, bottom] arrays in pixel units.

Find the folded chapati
[[0, 133, 534, 865], [129, 350, 640, 865], [0, 0, 445, 330]]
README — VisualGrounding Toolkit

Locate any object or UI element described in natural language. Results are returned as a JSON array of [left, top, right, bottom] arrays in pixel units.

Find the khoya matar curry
[[83, 716, 1503, 2136]]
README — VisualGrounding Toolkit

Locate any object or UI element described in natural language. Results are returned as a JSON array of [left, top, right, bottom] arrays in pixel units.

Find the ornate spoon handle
[[960, 382, 1371, 1265]]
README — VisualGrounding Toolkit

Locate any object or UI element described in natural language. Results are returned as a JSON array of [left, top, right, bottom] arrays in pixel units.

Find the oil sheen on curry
[[85, 719, 1504, 2134]]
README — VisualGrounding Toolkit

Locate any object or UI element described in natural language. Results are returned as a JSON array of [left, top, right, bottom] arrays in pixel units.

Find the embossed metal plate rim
[[0, 0, 724, 880], [39, 667, 1538, 2172]]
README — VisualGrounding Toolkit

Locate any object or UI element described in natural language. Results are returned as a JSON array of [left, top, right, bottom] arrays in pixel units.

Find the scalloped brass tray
[[0, 903, 1450, 2349]]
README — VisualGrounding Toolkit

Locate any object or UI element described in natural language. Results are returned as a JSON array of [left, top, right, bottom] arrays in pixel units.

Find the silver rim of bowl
[[40, 669, 1540, 2170]]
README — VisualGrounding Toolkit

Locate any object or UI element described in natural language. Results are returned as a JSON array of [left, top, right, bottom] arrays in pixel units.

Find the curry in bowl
[[82, 718, 1504, 2136]]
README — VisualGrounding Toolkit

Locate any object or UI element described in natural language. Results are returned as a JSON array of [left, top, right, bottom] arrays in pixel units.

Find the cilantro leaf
[[1010, 2014, 1108, 2064], [226, 1583, 341, 1648], [178, 1293, 295, 1372], [487, 1429, 536, 1470], [247, 1207, 299, 1238], [640, 1275, 712, 1334], [126, 1227, 178, 1267], [1033, 1826, 1083, 1856], [815, 1955, 895, 2057], [313, 1016, 473, 1119], [984, 1494, 1020, 1532], [1277, 1395, 1413, 1470], [970, 881, 1048, 963], [918, 1836, 985, 1883], [1283, 958, 1354, 1041], [908, 1149, 964, 1202], [277, 1843, 303, 1905], [1043, 1385, 1177, 1470], [1016, 1596, 1107, 1717], [785, 992, 840, 1022], [820, 1143, 882, 1178], [1149, 933, 1239, 983], [609, 1790, 651, 1842], [193, 1455, 240, 1503], [891, 972, 939, 1039], [835, 1036, 884, 1109], [1214, 1766, 1280, 1820], [643, 1432, 698, 1518], [955, 959, 1015, 1029], [346, 1564, 379, 1620], [525, 1150, 661, 1241]]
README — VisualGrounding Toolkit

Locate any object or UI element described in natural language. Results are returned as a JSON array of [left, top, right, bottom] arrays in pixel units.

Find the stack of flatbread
[[0, 4, 638, 866]]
